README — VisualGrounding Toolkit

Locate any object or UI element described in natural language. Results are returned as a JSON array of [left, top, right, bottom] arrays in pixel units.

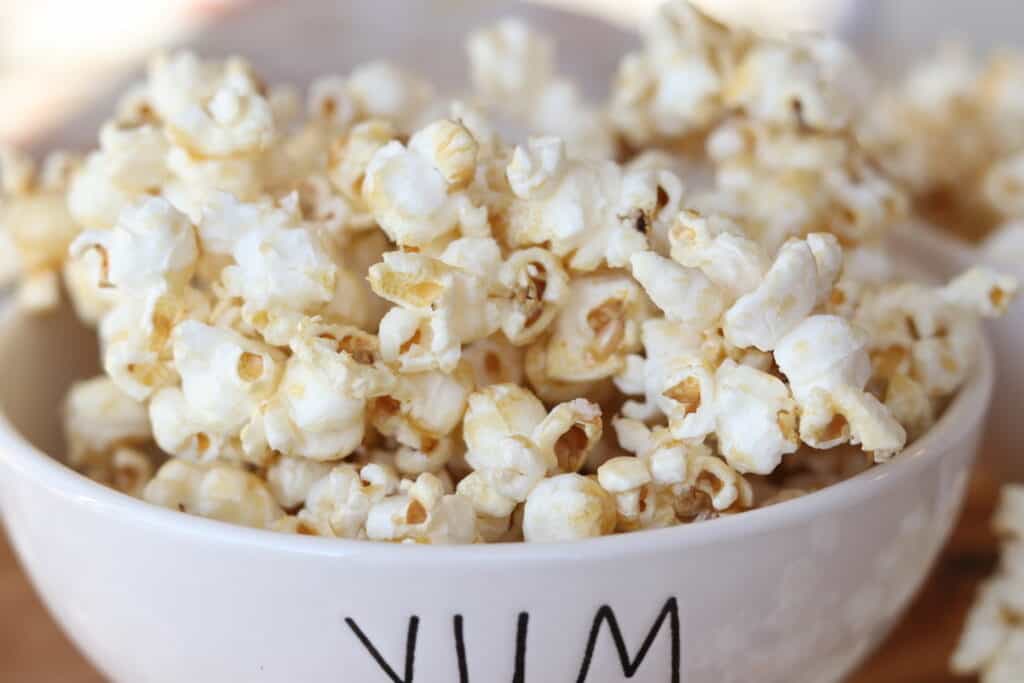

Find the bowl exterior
[[0, 421, 979, 683]]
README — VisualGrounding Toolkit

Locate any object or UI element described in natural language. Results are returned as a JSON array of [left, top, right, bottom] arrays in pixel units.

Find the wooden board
[[0, 472, 1000, 682]]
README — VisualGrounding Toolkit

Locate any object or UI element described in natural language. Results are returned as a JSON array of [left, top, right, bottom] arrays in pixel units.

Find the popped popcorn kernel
[[144, 458, 283, 529]]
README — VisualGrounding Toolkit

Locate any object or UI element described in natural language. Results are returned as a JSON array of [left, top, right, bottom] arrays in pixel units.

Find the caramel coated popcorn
[[1, 1, 1012, 545]]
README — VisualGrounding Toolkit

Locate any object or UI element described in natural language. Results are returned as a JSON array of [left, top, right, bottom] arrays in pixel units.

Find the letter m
[[576, 597, 680, 683]]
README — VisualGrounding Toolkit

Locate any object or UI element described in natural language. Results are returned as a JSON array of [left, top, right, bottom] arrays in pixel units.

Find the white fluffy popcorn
[[954, 485, 1024, 681], [363, 119, 482, 248], [144, 458, 283, 529], [523, 473, 616, 542], [22, 5, 1015, 546], [723, 233, 842, 352], [505, 137, 666, 271], [542, 273, 651, 383], [776, 315, 906, 459], [64, 376, 152, 469]]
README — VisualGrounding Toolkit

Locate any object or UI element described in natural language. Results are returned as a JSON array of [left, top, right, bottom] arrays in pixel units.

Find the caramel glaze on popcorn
[[0, 0, 1018, 546]]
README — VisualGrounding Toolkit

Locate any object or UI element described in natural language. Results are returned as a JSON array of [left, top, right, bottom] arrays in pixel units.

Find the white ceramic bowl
[[0, 299, 993, 683]]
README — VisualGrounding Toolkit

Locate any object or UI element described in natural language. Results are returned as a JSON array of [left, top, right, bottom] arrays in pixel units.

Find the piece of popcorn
[[62, 247, 118, 327], [219, 198, 337, 345], [609, 0, 744, 147], [149, 386, 241, 463], [522, 473, 616, 542], [723, 35, 864, 134], [532, 398, 603, 474], [394, 436, 458, 477], [668, 208, 766, 299], [363, 119, 482, 248], [467, 18, 554, 119], [0, 150, 83, 311], [994, 485, 1024, 538], [64, 376, 152, 470], [884, 374, 935, 443], [942, 267, 1019, 318], [523, 337, 616, 405], [776, 315, 907, 459], [144, 458, 283, 529], [542, 273, 650, 382], [505, 137, 661, 271], [149, 52, 275, 158], [612, 418, 751, 515], [98, 287, 209, 401], [455, 471, 517, 520], [630, 250, 727, 329], [597, 456, 657, 531], [70, 196, 198, 297], [307, 76, 358, 132], [499, 248, 570, 345], [713, 359, 798, 475], [724, 233, 842, 352], [251, 322, 395, 461], [327, 119, 399, 218], [266, 454, 334, 510], [371, 364, 474, 450], [172, 320, 283, 438], [162, 147, 266, 221], [298, 463, 394, 538], [952, 577, 1017, 676], [461, 336, 526, 388], [365, 473, 477, 544], [347, 61, 436, 134], [108, 448, 155, 498]]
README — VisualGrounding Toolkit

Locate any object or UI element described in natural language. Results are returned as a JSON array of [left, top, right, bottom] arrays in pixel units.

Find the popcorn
[[219, 198, 337, 344], [144, 458, 284, 529], [723, 233, 842, 352], [953, 485, 1024, 680], [468, 19, 613, 159], [26, 5, 1016, 547], [668, 208, 766, 299], [775, 315, 906, 459], [252, 322, 395, 461], [630, 250, 727, 330], [499, 248, 570, 345], [370, 365, 473, 450], [461, 336, 525, 388], [365, 473, 477, 544], [298, 463, 395, 538], [266, 454, 334, 510], [713, 360, 799, 475], [149, 52, 275, 158], [609, 0, 744, 147], [522, 473, 616, 542], [71, 196, 198, 293], [542, 273, 651, 382], [370, 249, 504, 372], [0, 149, 82, 311], [363, 119, 482, 248], [346, 62, 435, 134], [64, 376, 152, 471], [505, 137, 669, 271]]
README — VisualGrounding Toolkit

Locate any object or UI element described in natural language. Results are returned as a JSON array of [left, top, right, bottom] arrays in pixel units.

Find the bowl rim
[[0, 305, 994, 563]]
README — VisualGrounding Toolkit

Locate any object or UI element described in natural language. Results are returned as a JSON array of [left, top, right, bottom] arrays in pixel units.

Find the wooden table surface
[[0, 473, 1000, 682]]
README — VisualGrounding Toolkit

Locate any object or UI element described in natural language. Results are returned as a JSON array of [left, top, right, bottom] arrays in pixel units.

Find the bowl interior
[[0, 302, 98, 460]]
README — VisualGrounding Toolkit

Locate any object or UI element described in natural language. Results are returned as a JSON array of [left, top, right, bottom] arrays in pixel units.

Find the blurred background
[[0, 0, 861, 147]]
